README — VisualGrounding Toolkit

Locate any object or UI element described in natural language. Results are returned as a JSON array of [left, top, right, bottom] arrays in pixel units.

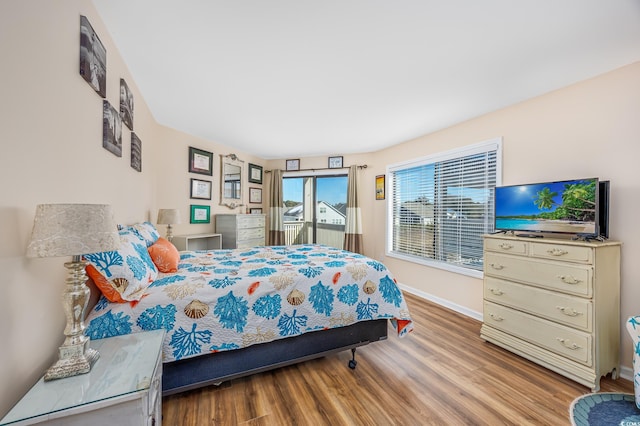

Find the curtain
[[268, 169, 285, 245], [343, 165, 363, 253]]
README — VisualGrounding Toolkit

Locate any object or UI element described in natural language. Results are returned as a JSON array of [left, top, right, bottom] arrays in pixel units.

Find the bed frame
[[85, 262, 390, 396], [162, 319, 389, 395]]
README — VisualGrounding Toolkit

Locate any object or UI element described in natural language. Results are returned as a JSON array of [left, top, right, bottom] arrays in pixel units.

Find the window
[[387, 138, 501, 277]]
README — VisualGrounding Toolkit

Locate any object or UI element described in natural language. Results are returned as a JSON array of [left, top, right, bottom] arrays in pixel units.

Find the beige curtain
[[268, 169, 285, 245], [343, 165, 363, 253]]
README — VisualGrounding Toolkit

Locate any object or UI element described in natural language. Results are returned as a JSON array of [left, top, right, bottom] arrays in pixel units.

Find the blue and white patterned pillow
[[84, 230, 158, 302], [126, 221, 160, 247]]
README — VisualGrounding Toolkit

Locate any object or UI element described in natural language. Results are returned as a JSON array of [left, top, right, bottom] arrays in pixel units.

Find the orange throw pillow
[[148, 237, 180, 273], [86, 264, 126, 303]]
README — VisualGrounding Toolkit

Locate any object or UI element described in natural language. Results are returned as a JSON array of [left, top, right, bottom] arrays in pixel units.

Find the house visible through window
[[387, 138, 501, 277]]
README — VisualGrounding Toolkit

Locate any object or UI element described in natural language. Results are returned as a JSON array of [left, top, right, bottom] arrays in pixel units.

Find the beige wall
[[0, 0, 266, 415], [1, 0, 638, 418]]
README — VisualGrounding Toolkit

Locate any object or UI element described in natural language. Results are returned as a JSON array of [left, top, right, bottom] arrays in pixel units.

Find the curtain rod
[[265, 165, 367, 173]]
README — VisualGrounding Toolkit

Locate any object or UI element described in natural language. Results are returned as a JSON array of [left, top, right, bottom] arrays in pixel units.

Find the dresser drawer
[[484, 238, 528, 255], [237, 238, 264, 249], [484, 301, 592, 365], [530, 242, 593, 264], [238, 226, 265, 241], [237, 215, 265, 228], [484, 277, 593, 331], [485, 252, 593, 297]]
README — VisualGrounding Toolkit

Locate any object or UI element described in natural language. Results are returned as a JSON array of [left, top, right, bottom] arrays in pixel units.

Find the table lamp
[[26, 204, 120, 381], [157, 208, 181, 241]]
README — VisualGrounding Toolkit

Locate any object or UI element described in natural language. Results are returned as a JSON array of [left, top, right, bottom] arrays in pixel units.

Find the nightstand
[[1, 330, 164, 426], [171, 233, 222, 251]]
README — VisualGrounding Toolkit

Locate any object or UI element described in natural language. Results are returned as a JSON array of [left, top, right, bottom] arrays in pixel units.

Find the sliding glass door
[[282, 174, 348, 248]]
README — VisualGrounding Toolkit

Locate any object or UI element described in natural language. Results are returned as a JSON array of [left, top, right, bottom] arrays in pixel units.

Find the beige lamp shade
[[157, 209, 181, 225], [26, 204, 121, 258]]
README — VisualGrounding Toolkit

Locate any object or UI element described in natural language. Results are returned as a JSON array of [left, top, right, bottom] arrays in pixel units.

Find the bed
[[83, 223, 413, 395]]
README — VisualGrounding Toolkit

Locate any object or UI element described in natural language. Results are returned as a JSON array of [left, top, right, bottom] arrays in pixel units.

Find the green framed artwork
[[190, 204, 211, 224]]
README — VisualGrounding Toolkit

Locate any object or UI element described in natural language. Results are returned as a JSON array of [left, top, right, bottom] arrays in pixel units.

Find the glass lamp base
[[44, 346, 99, 381]]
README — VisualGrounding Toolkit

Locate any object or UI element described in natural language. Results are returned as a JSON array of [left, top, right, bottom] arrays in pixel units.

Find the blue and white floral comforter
[[85, 244, 413, 363]]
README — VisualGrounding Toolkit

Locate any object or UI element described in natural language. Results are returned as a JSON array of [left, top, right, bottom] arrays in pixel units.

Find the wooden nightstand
[[1, 330, 164, 426]]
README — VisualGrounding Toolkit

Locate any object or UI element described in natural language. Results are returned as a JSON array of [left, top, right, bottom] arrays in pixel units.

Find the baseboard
[[398, 282, 634, 383], [397, 283, 483, 322]]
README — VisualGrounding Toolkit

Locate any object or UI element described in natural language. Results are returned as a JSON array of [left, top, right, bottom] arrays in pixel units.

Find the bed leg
[[348, 348, 358, 369]]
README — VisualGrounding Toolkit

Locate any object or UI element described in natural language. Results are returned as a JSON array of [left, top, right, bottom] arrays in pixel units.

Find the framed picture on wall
[[375, 175, 385, 200], [190, 204, 211, 224], [190, 178, 212, 200], [130, 133, 142, 172], [328, 156, 343, 169], [120, 78, 134, 130], [188, 147, 213, 175], [248, 163, 263, 184], [286, 159, 300, 171], [249, 187, 262, 204], [102, 100, 122, 157], [79, 15, 106, 98]]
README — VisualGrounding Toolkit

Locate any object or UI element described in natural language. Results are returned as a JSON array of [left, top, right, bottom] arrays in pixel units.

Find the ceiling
[[92, 1, 640, 160]]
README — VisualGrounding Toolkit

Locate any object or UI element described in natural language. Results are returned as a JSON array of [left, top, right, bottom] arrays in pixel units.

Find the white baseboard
[[397, 282, 634, 383], [397, 283, 483, 322]]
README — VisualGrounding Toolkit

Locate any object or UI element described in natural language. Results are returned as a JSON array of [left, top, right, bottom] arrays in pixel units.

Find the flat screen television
[[494, 177, 608, 238]]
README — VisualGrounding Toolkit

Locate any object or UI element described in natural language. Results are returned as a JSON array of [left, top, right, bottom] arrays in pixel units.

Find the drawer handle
[[556, 338, 582, 350], [489, 288, 504, 296], [556, 306, 583, 317], [557, 275, 582, 285], [547, 248, 568, 256], [490, 263, 505, 270], [488, 313, 504, 321], [499, 243, 513, 250]]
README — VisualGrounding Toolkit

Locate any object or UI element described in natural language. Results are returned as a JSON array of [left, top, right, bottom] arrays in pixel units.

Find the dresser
[[216, 214, 265, 249], [1, 330, 164, 426], [480, 234, 621, 391]]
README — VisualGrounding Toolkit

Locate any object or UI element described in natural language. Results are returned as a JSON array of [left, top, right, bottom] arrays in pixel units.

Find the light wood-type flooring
[[163, 292, 633, 425]]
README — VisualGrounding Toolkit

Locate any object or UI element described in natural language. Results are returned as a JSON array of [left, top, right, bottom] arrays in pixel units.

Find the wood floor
[[162, 292, 632, 425]]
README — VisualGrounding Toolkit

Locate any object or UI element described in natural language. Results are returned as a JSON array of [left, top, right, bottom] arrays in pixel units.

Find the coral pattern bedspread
[[85, 244, 413, 363]]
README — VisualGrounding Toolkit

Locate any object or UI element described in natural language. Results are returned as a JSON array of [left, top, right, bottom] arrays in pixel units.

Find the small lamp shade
[[27, 204, 120, 258], [157, 209, 181, 225]]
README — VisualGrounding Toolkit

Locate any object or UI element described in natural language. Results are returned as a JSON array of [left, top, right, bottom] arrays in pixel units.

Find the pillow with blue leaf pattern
[[84, 229, 158, 302]]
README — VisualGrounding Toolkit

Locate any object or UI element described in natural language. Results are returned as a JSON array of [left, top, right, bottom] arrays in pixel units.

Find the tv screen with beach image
[[495, 178, 597, 234]]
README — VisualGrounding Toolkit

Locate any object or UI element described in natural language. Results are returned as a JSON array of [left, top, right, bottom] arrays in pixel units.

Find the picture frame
[[249, 187, 263, 204], [376, 175, 385, 200], [190, 178, 212, 200], [119, 78, 133, 130], [189, 146, 213, 176], [130, 133, 142, 172], [250, 208, 263, 214], [190, 204, 211, 224], [248, 163, 263, 184], [328, 156, 343, 169], [79, 16, 106, 98], [286, 159, 300, 171], [102, 100, 122, 157]]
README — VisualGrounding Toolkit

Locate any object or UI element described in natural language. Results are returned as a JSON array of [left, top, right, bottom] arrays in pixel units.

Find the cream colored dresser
[[480, 234, 621, 391], [216, 214, 265, 249]]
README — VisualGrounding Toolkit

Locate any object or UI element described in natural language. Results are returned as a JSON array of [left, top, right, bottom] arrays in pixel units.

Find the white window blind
[[387, 139, 501, 275]]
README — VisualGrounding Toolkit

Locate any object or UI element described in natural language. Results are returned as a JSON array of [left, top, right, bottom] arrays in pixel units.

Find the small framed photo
[[102, 100, 122, 157], [190, 178, 212, 200], [120, 78, 133, 130], [190, 204, 211, 224], [249, 187, 263, 204], [286, 159, 300, 171], [248, 163, 263, 184], [130, 133, 142, 172], [189, 146, 213, 176], [79, 16, 106, 98], [375, 175, 385, 200], [328, 156, 343, 169], [250, 208, 263, 214]]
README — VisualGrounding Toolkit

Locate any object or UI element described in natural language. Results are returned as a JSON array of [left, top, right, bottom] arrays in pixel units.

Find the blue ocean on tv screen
[[495, 218, 542, 230]]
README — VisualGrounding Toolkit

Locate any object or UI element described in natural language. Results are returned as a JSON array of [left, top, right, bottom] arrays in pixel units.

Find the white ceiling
[[92, 0, 640, 160]]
